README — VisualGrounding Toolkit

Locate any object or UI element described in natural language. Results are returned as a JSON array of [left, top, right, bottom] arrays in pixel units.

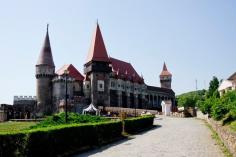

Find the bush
[[0, 114, 156, 156], [211, 102, 228, 121], [0, 121, 122, 157], [124, 115, 154, 134], [30, 112, 108, 129], [199, 98, 213, 114], [0, 132, 26, 157]]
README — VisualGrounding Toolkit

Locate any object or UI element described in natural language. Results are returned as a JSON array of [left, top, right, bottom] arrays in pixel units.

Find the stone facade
[[33, 24, 176, 116], [0, 97, 36, 121]]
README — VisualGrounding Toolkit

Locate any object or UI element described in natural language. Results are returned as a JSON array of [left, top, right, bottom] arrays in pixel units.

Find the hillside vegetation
[[177, 76, 236, 130]]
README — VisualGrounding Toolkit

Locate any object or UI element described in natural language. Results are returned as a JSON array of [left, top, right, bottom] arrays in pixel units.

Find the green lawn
[[0, 121, 37, 133]]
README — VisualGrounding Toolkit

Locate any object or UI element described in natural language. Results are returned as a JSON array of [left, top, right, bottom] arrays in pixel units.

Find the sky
[[0, 0, 236, 104]]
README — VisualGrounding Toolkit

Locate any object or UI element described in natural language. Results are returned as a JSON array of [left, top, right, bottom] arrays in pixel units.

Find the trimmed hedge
[[0, 116, 155, 156], [0, 132, 26, 157], [0, 121, 122, 157], [124, 115, 155, 134]]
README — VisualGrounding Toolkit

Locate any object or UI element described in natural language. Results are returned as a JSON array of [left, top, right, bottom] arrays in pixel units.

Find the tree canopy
[[206, 76, 220, 98], [177, 90, 206, 108]]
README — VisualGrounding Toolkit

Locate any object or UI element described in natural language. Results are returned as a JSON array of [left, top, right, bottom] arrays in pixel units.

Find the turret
[[160, 62, 172, 89], [84, 23, 112, 106], [35, 25, 55, 116]]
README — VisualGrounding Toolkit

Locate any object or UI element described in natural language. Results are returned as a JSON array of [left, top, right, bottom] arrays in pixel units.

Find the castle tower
[[160, 62, 172, 89], [84, 23, 112, 106], [35, 25, 55, 116]]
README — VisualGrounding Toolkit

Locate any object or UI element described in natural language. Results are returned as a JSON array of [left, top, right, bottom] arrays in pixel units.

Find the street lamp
[[64, 69, 69, 123], [135, 95, 137, 117]]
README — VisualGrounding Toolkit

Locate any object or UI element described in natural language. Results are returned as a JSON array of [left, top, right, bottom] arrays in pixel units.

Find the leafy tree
[[206, 76, 220, 98], [177, 90, 206, 108], [199, 97, 213, 114], [211, 98, 227, 120]]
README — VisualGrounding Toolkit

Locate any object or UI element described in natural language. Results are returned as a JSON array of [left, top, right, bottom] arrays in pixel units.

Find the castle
[[36, 23, 176, 116]]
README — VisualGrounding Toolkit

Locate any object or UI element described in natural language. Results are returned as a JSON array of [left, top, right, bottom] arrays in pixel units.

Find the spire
[[36, 24, 55, 67], [86, 22, 110, 63], [160, 62, 172, 76], [163, 62, 168, 71]]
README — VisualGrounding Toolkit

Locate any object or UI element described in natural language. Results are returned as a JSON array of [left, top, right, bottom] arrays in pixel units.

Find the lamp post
[[64, 69, 69, 123], [135, 95, 137, 117]]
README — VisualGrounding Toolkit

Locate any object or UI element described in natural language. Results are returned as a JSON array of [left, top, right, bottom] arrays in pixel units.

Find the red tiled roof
[[160, 62, 172, 76], [56, 64, 84, 81], [36, 25, 55, 67], [86, 23, 110, 63], [110, 57, 144, 83]]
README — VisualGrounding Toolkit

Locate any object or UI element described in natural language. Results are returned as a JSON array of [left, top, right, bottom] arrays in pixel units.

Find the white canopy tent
[[82, 103, 100, 115]]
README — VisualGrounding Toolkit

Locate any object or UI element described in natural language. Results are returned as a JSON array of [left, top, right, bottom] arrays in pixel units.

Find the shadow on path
[[73, 125, 162, 157]]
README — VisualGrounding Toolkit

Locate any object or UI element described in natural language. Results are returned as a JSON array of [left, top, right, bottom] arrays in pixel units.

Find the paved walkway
[[74, 117, 224, 157]]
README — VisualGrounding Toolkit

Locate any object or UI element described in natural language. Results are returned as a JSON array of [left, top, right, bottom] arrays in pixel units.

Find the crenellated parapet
[[14, 96, 36, 101]]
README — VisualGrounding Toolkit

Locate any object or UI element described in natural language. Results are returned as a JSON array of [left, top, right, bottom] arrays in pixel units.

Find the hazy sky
[[0, 0, 236, 104]]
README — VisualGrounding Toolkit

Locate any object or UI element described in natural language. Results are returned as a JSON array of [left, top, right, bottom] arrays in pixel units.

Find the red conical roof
[[36, 25, 55, 67], [86, 23, 110, 63], [56, 64, 84, 81], [160, 62, 172, 76]]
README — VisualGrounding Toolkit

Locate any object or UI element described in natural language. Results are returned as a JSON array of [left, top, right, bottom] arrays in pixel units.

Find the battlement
[[52, 75, 75, 82], [14, 96, 36, 101]]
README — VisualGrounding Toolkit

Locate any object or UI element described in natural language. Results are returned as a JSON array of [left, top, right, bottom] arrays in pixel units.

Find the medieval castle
[[35, 23, 176, 116]]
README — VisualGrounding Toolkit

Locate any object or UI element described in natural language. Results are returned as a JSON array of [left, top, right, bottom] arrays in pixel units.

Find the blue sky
[[0, 0, 236, 104]]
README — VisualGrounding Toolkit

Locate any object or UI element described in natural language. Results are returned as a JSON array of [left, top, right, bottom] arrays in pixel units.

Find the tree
[[206, 76, 220, 98], [177, 90, 206, 108]]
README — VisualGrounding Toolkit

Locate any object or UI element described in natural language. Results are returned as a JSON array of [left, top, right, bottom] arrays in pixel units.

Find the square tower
[[84, 23, 112, 106]]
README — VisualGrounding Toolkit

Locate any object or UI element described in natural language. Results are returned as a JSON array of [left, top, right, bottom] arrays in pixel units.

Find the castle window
[[87, 85, 89, 89], [111, 82, 115, 87], [97, 80, 104, 92]]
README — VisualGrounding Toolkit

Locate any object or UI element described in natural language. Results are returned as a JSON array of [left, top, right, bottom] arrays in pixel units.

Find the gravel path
[[74, 117, 224, 157]]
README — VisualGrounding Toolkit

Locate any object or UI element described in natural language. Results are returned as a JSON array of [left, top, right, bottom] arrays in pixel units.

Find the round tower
[[36, 25, 55, 116], [160, 62, 172, 89]]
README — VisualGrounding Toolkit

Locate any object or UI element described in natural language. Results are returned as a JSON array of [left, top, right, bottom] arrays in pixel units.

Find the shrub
[[211, 102, 228, 121], [0, 121, 122, 157], [124, 115, 154, 134], [30, 112, 108, 129], [0, 132, 26, 157], [199, 98, 213, 114]]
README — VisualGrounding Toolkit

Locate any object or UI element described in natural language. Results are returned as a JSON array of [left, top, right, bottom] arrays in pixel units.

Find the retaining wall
[[197, 111, 236, 157]]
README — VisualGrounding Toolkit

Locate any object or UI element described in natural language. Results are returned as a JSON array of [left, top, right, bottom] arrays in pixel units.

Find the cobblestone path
[[74, 117, 224, 157]]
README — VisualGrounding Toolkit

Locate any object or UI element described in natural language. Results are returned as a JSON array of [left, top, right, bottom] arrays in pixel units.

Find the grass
[[205, 122, 233, 157], [0, 121, 37, 133], [228, 121, 236, 132], [0, 113, 110, 133], [30, 112, 109, 129]]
